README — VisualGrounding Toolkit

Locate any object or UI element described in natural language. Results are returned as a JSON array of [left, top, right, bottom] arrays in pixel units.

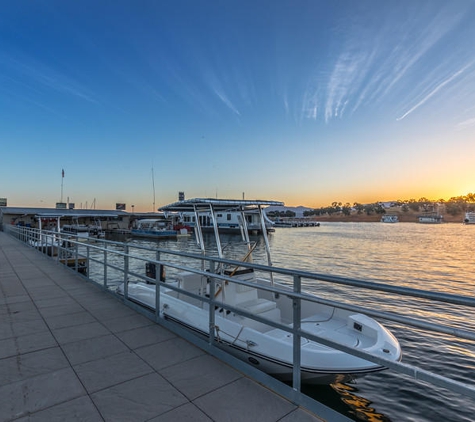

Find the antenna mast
[[152, 166, 156, 212]]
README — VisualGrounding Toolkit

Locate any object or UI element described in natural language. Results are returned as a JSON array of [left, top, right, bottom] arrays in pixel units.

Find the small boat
[[28, 237, 60, 256], [418, 213, 443, 224], [463, 212, 475, 224], [88, 218, 105, 238], [63, 218, 105, 239], [273, 218, 320, 227], [272, 221, 293, 228], [62, 223, 90, 238], [117, 198, 401, 384], [131, 218, 181, 239], [381, 214, 399, 223]]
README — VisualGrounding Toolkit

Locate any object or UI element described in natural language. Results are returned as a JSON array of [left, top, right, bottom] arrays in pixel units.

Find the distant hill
[[265, 205, 313, 218]]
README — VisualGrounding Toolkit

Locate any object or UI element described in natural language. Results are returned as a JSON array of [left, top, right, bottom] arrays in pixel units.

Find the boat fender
[[214, 325, 222, 342]]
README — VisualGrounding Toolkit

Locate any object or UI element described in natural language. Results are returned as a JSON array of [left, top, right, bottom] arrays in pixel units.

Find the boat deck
[[0, 231, 327, 422]]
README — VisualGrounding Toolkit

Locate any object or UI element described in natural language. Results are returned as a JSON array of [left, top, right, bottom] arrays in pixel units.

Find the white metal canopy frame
[[159, 198, 283, 263]]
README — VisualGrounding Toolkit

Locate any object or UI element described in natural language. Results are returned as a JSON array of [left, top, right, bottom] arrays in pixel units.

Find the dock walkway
[[0, 232, 324, 422]]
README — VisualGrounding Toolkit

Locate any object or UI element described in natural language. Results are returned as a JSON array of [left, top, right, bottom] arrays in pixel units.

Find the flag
[[62, 169, 64, 178]]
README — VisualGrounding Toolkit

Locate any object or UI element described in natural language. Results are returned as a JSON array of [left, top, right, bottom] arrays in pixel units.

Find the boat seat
[[236, 283, 254, 293], [238, 298, 277, 314]]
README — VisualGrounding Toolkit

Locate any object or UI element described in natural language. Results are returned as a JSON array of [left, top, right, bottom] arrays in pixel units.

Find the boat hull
[[130, 229, 177, 239], [117, 277, 401, 385], [163, 314, 385, 384]]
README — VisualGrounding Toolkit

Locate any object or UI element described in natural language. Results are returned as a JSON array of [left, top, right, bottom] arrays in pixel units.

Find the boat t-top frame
[[159, 198, 284, 272]]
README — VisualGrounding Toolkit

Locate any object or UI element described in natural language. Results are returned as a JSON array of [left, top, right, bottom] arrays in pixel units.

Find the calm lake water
[[108, 222, 475, 422]]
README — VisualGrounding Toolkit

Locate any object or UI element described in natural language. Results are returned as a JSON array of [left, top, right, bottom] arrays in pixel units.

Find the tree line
[[266, 193, 475, 218], [302, 193, 475, 217]]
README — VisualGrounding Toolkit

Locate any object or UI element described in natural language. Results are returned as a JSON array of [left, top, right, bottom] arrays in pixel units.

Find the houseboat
[[418, 213, 443, 224], [381, 214, 399, 223], [463, 212, 475, 224], [179, 208, 275, 234]]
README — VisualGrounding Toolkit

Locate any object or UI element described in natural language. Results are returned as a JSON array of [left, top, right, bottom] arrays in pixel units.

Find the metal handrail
[[7, 225, 475, 401]]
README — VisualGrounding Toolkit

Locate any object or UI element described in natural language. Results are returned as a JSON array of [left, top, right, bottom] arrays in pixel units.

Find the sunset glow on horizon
[[1, 1, 474, 213]]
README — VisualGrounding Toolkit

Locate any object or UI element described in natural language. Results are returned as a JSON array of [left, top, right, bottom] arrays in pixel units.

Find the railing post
[[46, 231, 50, 255], [123, 244, 129, 298], [74, 240, 79, 271], [292, 274, 302, 391], [104, 244, 108, 288], [208, 260, 216, 346], [155, 261, 161, 322], [86, 243, 90, 279], [55, 234, 61, 263]]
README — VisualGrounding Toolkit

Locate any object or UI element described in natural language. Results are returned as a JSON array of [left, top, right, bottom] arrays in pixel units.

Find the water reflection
[[301, 382, 392, 421]]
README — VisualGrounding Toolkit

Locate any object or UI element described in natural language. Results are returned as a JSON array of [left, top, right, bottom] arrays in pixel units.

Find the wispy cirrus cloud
[[324, 48, 375, 123], [155, 55, 217, 116], [1, 51, 99, 104], [396, 63, 472, 121], [456, 117, 475, 131], [0, 80, 65, 117], [300, 3, 469, 124], [213, 88, 241, 116], [201, 61, 242, 117], [377, 9, 464, 101], [300, 82, 319, 121]]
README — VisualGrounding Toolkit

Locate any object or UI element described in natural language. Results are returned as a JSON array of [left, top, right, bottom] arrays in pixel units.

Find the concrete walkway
[[0, 232, 326, 422]]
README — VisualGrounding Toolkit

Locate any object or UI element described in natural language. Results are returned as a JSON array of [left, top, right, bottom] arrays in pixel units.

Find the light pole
[[131, 205, 135, 214]]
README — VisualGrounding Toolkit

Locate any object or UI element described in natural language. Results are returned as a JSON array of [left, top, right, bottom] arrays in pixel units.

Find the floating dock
[[59, 257, 88, 275], [273, 219, 320, 228]]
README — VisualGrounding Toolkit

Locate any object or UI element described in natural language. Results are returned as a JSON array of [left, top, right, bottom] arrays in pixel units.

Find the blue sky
[[1, 1, 475, 211]]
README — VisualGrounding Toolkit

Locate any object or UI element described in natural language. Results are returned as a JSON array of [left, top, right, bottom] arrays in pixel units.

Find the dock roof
[[159, 198, 284, 212], [0, 206, 128, 218]]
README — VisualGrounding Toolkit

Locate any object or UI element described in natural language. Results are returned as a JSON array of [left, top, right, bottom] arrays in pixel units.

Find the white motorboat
[[88, 218, 105, 238], [117, 198, 401, 384], [28, 237, 60, 256], [131, 218, 176, 239], [62, 217, 91, 239], [130, 217, 190, 239], [62, 224, 90, 238]]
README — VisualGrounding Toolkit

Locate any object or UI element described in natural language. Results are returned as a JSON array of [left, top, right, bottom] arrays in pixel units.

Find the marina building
[[0, 206, 131, 233]]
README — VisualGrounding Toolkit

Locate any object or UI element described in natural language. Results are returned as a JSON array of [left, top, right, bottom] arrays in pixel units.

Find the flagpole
[[61, 169, 64, 203]]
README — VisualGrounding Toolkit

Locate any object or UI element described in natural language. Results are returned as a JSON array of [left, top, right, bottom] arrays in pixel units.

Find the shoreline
[[313, 211, 464, 224]]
